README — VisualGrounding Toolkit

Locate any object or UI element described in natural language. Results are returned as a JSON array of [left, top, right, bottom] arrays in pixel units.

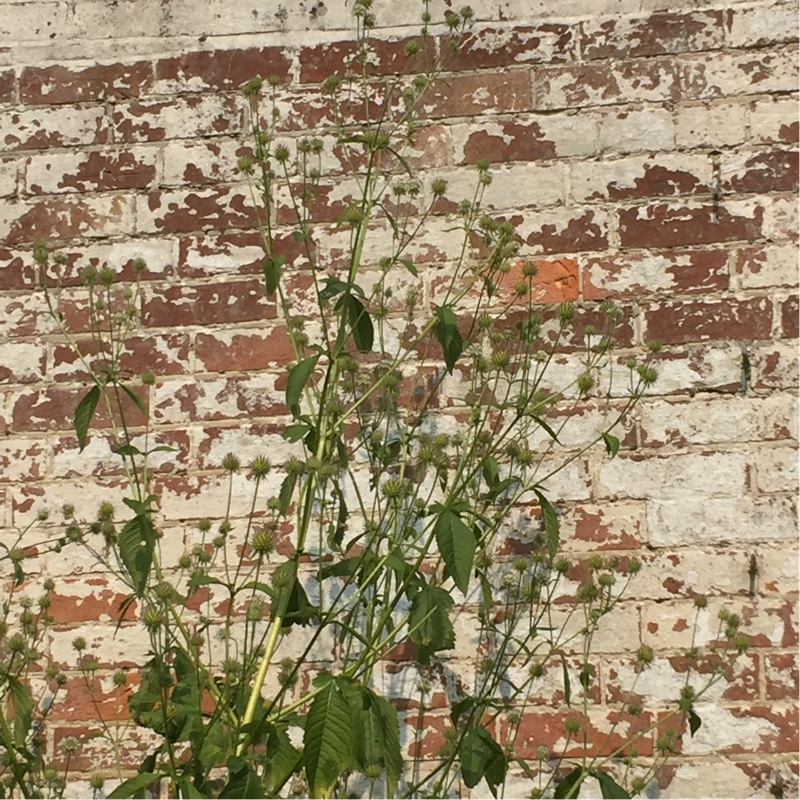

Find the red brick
[[581, 11, 724, 59], [142, 279, 274, 327], [582, 249, 728, 300], [460, 118, 557, 164], [514, 208, 609, 254], [299, 36, 434, 83], [534, 59, 679, 110], [496, 257, 579, 304], [138, 188, 257, 234], [12, 384, 148, 432], [47, 674, 135, 722], [25, 148, 157, 194], [0, 249, 35, 288], [51, 334, 191, 382], [781, 296, 799, 339], [20, 61, 152, 105], [765, 653, 799, 700], [513, 708, 655, 758], [196, 327, 295, 372], [46, 577, 138, 624], [618, 203, 763, 249], [112, 95, 244, 143], [2, 194, 135, 245], [0, 70, 13, 104], [645, 297, 773, 344], [561, 503, 647, 550], [441, 24, 576, 70], [157, 47, 291, 91], [422, 71, 532, 118], [722, 149, 799, 195]]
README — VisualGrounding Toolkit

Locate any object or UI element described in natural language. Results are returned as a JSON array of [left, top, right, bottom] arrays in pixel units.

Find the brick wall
[[1, 0, 798, 796]]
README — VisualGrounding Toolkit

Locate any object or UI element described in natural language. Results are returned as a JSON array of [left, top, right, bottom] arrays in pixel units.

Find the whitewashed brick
[[597, 106, 676, 154], [726, 3, 800, 48], [749, 95, 799, 144], [734, 243, 799, 290], [751, 446, 798, 494], [675, 101, 748, 148], [0, 157, 17, 197], [648, 494, 796, 546]]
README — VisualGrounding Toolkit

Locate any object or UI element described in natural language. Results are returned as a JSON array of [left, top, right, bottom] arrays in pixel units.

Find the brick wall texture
[[1, 0, 798, 797]]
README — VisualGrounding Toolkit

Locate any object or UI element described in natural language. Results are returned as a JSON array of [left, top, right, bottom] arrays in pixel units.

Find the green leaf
[[398, 258, 418, 277], [265, 724, 301, 791], [434, 304, 463, 374], [177, 781, 208, 799], [459, 726, 506, 795], [554, 767, 586, 799], [688, 708, 702, 736], [278, 472, 297, 516], [304, 680, 353, 798], [602, 432, 620, 458], [262, 255, 286, 297], [481, 456, 499, 487], [283, 423, 312, 442], [118, 513, 156, 596], [119, 382, 149, 418], [8, 677, 32, 748], [107, 773, 161, 799], [343, 295, 373, 353], [408, 585, 455, 665], [434, 508, 475, 594], [533, 414, 561, 444], [486, 476, 520, 503], [220, 756, 264, 799], [286, 355, 320, 416], [592, 770, 630, 799], [534, 488, 560, 560], [114, 444, 143, 457], [372, 693, 402, 797], [561, 655, 571, 707], [74, 385, 101, 452]]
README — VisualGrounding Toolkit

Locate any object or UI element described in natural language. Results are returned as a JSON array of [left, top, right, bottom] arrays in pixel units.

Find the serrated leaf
[[263, 255, 286, 297], [602, 432, 620, 458], [481, 455, 500, 488], [459, 726, 506, 795], [8, 677, 32, 748], [107, 773, 161, 799], [286, 355, 320, 416], [304, 680, 353, 798], [119, 513, 156, 596], [265, 725, 301, 791], [220, 756, 263, 799], [408, 585, 455, 665], [592, 770, 630, 798], [534, 488, 560, 560], [372, 693, 402, 797], [434, 304, 463, 374], [74, 385, 100, 452], [434, 508, 475, 594], [177, 781, 208, 799]]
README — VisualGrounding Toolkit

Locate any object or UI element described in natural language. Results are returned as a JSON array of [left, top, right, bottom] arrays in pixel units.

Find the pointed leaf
[[278, 473, 298, 516], [688, 709, 702, 736], [534, 488, 560, 560], [220, 756, 263, 799], [593, 770, 630, 799], [262, 255, 286, 297], [434, 509, 475, 594], [434, 305, 463, 374], [554, 767, 586, 799], [602, 432, 620, 458], [8, 677, 32, 748], [304, 680, 353, 798], [120, 382, 149, 418], [533, 414, 561, 444], [74, 385, 101, 452], [286, 355, 320, 416], [408, 585, 455, 665], [119, 513, 156, 596], [348, 296, 374, 353], [107, 773, 161, 799]]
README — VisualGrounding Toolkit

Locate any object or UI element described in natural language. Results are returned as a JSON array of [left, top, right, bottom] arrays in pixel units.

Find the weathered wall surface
[[0, 0, 798, 796]]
